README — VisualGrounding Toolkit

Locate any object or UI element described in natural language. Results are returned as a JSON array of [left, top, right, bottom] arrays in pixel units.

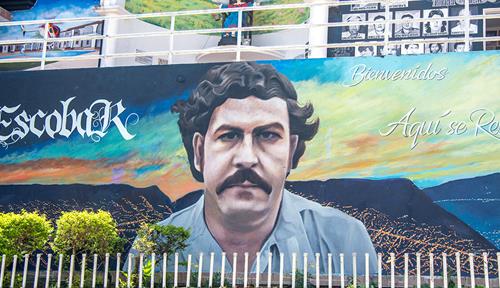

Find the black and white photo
[[394, 11, 421, 38], [342, 14, 367, 40], [368, 13, 390, 39], [423, 9, 448, 36]]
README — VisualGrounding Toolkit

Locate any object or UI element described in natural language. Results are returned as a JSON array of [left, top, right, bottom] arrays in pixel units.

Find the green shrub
[[52, 210, 125, 256], [133, 223, 190, 256], [0, 210, 53, 258]]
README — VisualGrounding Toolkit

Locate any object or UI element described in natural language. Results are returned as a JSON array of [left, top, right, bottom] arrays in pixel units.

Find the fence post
[[186, 254, 191, 288], [232, 253, 237, 288], [455, 253, 461, 288], [127, 254, 132, 288], [365, 253, 370, 288], [197, 253, 203, 288], [353, 253, 357, 288], [80, 254, 86, 288], [92, 254, 97, 288], [340, 253, 345, 288], [315, 253, 320, 288], [138, 253, 144, 288], [34, 253, 41, 288], [443, 253, 448, 288], [377, 253, 382, 288], [303, 253, 308, 288], [150, 253, 156, 288], [163, 253, 167, 288], [268, 253, 273, 288], [10, 255, 17, 288], [115, 253, 121, 288], [256, 252, 261, 288], [469, 253, 475, 288], [328, 253, 332, 288], [22, 254, 29, 288], [430, 253, 434, 288], [174, 252, 179, 288], [69, 254, 75, 288], [482, 252, 489, 288], [292, 253, 297, 288], [221, 252, 226, 288], [57, 255, 63, 288], [390, 253, 395, 288], [104, 253, 109, 288], [45, 254, 52, 288], [208, 252, 213, 288], [404, 253, 408, 288], [417, 253, 421, 288], [246, 252, 251, 288], [0, 255, 5, 288], [280, 253, 284, 288]]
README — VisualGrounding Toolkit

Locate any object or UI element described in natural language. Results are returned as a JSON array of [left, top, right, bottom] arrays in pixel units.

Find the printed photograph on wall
[[367, 12, 391, 39], [341, 13, 367, 40], [0, 51, 499, 274], [423, 8, 449, 36], [450, 6, 479, 35], [377, 44, 401, 56], [394, 10, 421, 38], [425, 42, 448, 53]]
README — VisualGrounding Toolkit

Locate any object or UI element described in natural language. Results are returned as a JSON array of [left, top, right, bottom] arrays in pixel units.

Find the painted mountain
[[0, 177, 498, 274], [424, 173, 500, 250], [0, 184, 172, 241]]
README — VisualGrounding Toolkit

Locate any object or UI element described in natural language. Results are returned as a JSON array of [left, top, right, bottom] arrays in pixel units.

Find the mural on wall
[[0, 0, 102, 70], [0, 52, 499, 273], [328, 0, 500, 57], [124, 0, 308, 31]]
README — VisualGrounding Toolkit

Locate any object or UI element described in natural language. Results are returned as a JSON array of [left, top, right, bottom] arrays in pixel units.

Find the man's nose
[[233, 135, 258, 169]]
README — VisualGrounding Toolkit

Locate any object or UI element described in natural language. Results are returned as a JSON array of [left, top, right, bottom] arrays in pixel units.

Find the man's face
[[402, 16, 413, 29], [194, 96, 297, 219], [348, 17, 362, 34], [430, 14, 442, 31], [458, 9, 466, 26], [430, 43, 440, 53], [407, 44, 419, 54], [374, 18, 385, 32]]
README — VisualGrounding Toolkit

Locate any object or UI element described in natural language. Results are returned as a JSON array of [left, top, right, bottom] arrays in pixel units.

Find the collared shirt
[[130, 189, 377, 275]]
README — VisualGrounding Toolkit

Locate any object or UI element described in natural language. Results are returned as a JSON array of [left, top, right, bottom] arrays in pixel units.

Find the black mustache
[[216, 169, 272, 195]]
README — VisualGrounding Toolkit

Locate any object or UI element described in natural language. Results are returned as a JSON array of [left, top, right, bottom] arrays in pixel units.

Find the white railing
[[0, 0, 499, 69], [0, 252, 498, 287]]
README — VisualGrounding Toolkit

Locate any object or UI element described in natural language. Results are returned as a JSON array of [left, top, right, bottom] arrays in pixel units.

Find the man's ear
[[193, 132, 205, 174], [288, 135, 299, 171]]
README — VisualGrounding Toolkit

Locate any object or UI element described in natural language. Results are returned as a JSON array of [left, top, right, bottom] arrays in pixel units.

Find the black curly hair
[[171, 62, 320, 182]]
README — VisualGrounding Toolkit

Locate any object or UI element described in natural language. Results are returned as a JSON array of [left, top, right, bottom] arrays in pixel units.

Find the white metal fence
[[0, 0, 499, 69], [0, 252, 499, 288]]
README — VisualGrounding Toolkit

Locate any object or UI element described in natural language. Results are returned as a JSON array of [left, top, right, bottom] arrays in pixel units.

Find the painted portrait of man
[[142, 62, 377, 274]]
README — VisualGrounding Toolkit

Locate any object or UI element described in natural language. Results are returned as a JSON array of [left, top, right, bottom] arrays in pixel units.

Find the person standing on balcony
[[213, 0, 256, 46]]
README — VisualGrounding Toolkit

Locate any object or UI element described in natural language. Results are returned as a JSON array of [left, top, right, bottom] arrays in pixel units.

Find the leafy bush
[[52, 210, 125, 256], [0, 210, 52, 258], [133, 223, 190, 256]]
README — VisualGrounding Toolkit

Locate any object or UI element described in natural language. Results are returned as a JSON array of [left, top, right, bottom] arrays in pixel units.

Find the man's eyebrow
[[213, 124, 243, 135], [253, 122, 285, 133]]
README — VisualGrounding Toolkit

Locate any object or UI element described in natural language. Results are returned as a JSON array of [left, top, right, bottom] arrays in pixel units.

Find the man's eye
[[258, 131, 281, 141], [219, 132, 240, 141]]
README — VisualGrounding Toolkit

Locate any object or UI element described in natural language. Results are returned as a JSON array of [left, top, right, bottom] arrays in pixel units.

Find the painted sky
[[0, 52, 499, 199], [0, 0, 99, 40]]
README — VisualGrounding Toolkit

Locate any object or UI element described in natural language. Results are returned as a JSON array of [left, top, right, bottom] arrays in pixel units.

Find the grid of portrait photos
[[332, 1, 483, 57]]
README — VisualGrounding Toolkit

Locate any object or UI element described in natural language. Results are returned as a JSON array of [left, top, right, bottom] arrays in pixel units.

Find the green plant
[[0, 210, 53, 258], [133, 223, 190, 256], [52, 210, 125, 256]]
